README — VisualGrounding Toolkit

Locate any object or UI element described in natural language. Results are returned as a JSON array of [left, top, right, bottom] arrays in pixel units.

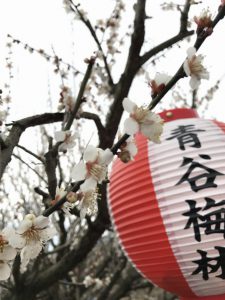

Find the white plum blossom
[[72, 146, 113, 192], [54, 130, 76, 151], [149, 73, 171, 98], [0, 230, 17, 280], [83, 275, 103, 288], [83, 275, 95, 287], [63, 0, 72, 14], [5, 214, 56, 271], [183, 47, 209, 90], [78, 189, 98, 220], [122, 98, 164, 143], [0, 110, 7, 123], [118, 137, 138, 163], [194, 8, 212, 30], [51, 187, 76, 216]]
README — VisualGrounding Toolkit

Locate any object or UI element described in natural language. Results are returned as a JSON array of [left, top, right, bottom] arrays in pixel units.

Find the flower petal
[[39, 227, 56, 241], [141, 123, 163, 143], [17, 219, 32, 234], [201, 70, 210, 80], [71, 162, 87, 181], [10, 234, 26, 249], [3, 228, 26, 249], [123, 118, 139, 135], [0, 245, 17, 261], [84, 145, 98, 163], [66, 141, 76, 149], [122, 98, 136, 113], [54, 131, 66, 142], [0, 262, 11, 280], [153, 73, 171, 86], [126, 141, 138, 157], [187, 47, 196, 59], [20, 242, 42, 271], [98, 148, 114, 165], [34, 216, 49, 229], [190, 76, 200, 90], [183, 60, 191, 76], [80, 178, 97, 192]]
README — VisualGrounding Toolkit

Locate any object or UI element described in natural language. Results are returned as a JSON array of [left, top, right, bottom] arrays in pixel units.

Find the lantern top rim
[[159, 108, 199, 123]]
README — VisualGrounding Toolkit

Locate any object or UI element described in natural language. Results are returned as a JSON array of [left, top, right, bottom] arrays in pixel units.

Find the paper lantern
[[108, 108, 225, 300]]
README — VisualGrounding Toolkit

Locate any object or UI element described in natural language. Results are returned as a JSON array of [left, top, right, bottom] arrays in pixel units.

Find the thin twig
[[44, 242, 70, 255], [13, 154, 48, 184], [64, 60, 94, 130], [17, 144, 45, 163], [69, 0, 114, 87], [7, 34, 81, 75]]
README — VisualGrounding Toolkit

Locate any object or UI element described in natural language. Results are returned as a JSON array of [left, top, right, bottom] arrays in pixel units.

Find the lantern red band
[[109, 132, 195, 297], [180, 295, 225, 300], [159, 108, 199, 123]]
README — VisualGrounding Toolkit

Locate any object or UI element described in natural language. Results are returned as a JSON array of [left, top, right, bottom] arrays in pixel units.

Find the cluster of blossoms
[[0, 230, 17, 280], [161, 0, 200, 11], [106, 1, 125, 56], [52, 185, 99, 220], [0, 214, 56, 279], [63, 0, 72, 14], [51, 187, 78, 216], [86, 60, 111, 98], [83, 275, 103, 289], [63, 0, 88, 21], [58, 85, 75, 112], [160, 2, 177, 11], [53, 93, 164, 217], [69, 145, 114, 219], [183, 47, 209, 90], [54, 130, 76, 152], [53, 129, 110, 220]]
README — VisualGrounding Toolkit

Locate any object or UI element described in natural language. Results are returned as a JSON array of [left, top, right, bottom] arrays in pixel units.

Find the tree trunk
[[2, 289, 36, 300]]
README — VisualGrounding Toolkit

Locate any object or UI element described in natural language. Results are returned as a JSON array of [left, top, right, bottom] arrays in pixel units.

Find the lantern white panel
[[149, 118, 225, 297]]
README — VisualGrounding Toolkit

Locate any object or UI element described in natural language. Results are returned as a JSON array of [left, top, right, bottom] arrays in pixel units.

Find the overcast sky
[[0, 0, 225, 125]]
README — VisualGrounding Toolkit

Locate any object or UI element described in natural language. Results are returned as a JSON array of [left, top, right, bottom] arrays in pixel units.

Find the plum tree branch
[[45, 61, 94, 198], [0, 112, 63, 181], [148, 4, 225, 110], [64, 60, 94, 130], [179, 0, 192, 34], [105, 0, 146, 145], [139, 30, 194, 68], [139, 0, 194, 68], [78, 111, 107, 144]]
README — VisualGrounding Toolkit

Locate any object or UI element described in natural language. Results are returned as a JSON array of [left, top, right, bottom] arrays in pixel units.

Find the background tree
[[0, 0, 225, 299]]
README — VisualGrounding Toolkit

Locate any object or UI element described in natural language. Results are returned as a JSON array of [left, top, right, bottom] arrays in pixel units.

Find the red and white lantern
[[108, 108, 225, 300]]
